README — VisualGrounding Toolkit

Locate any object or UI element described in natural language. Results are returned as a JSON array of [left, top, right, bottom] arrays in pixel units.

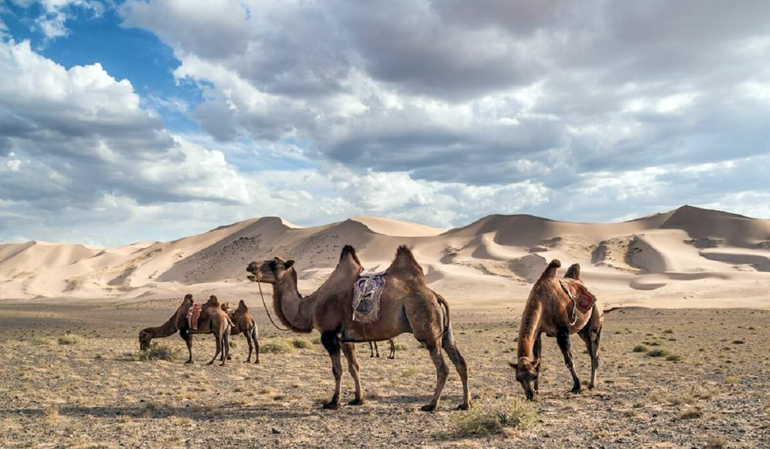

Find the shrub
[[452, 398, 537, 436], [632, 344, 649, 353], [290, 338, 313, 349], [647, 349, 670, 358], [58, 334, 84, 345], [679, 407, 703, 420], [137, 343, 179, 361], [31, 336, 51, 346], [401, 367, 419, 378], [666, 354, 682, 361], [261, 339, 293, 354], [394, 343, 409, 351]]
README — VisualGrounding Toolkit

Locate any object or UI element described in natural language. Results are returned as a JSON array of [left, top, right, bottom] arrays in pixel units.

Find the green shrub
[[401, 367, 419, 378], [394, 343, 409, 351], [452, 398, 537, 436], [647, 349, 670, 358], [31, 336, 51, 346], [666, 354, 682, 361], [58, 334, 84, 345], [136, 343, 179, 361], [632, 344, 649, 353]]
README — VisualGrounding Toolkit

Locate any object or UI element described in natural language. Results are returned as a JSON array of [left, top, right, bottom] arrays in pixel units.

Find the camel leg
[[388, 339, 396, 359], [321, 330, 342, 410], [342, 343, 364, 405], [208, 333, 222, 365], [244, 333, 253, 363], [589, 326, 602, 389], [556, 329, 581, 393], [252, 326, 259, 364], [422, 342, 449, 412], [533, 333, 542, 393], [220, 326, 230, 366], [181, 330, 194, 364], [442, 330, 471, 410]]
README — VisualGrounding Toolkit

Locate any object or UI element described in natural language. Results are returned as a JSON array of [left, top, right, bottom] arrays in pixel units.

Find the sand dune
[[2, 206, 770, 308]]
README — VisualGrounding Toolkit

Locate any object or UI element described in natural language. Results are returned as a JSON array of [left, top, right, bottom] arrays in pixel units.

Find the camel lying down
[[510, 261, 604, 400], [247, 245, 470, 411], [138, 294, 231, 366]]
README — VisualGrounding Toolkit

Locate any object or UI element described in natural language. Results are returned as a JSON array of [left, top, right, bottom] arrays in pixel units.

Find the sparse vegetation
[[136, 343, 179, 361], [679, 407, 703, 420], [290, 337, 313, 349], [632, 344, 649, 353], [647, 348, 670, 358], [452, 398, 537, 436], [261, 339, 294, 353], [31, 336, 51, 345], [57, 333, 84, 345], [394, 343, 409, 351], [401, 367, 419, 378]]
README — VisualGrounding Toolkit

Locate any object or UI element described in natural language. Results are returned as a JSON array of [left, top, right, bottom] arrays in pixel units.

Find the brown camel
[[246, 245, 470, 411], [138, 294, 231, 366], [509, 260, 604, 400], [221, 300, 260, 364], [369, 339, 396, 358]]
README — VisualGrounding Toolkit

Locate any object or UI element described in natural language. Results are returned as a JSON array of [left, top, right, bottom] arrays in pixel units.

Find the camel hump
[[540, 259, 561, 279], [390, 245, 423, 275], [564, 263, 581, 280], [340, 245, 362, 265], [238, 299, 248, 310]]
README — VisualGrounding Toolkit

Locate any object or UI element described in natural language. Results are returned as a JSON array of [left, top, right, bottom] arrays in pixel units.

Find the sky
[[1, 0, 770, 246]]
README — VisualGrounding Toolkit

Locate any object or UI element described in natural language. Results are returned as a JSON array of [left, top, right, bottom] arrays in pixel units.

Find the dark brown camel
[[221, 300, 260, 364], [509, 261, 604, 400], [138, 294, 231, 366], [246, 245, 470, 411]]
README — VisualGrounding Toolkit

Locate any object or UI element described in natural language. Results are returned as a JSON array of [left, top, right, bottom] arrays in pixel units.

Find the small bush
[[137, 343, 179, 361], [452, 398, 537, 436], [666, 354, 682, 361], [261, 339, 293, 354], [290, 338, 312, 349], [704, 435, 727, 449], [58, 334, 84, 345], [679, 407, 703, 420], [632, 344, 649, 353], [311, 336, 322, 344], [663, 329, 674, 334], [647, 349, 670, 358], [732, 340, 744, 344], [31, 336, 51, 346], [401, 367, 419, 378], [724, 376, 739, 385], [394, 343, 409, 351]]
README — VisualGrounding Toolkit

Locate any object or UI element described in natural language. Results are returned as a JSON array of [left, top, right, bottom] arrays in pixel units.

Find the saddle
[[559, 278, 597, 324], [352, 271, 387, 324], [187, 303, 202, 330]]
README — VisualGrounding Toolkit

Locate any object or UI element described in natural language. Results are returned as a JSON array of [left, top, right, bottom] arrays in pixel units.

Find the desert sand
[[2, 205, 770, 309]]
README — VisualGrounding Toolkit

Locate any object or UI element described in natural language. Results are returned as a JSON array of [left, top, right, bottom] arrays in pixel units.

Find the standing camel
[[368, 339, 396, 358], [221, 300, 260, 364], [246, 245, 470, 411], [138, 294, 231, 366], [509, 260, 604, 400]]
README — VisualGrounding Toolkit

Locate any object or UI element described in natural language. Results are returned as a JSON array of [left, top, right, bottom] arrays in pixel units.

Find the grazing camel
[[221, 300, 260, 364], [138, 294, 231, 366], [509, 261, 604, 400], [246, 245, 470, 411], [368, 339, 396, 359]]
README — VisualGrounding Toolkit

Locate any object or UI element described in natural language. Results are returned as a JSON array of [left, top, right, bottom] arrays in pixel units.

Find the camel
[[221, 300, 260, 364], [368, 339, 396, 358], [246, 245, 470, 411], [138, 294, 231, 366], [509, 260, 604, 400]]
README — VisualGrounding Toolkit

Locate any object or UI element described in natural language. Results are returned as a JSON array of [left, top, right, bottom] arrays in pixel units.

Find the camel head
[[246, 257, 295, 284], [138, 328, 153, 351], [508, 358, 540, 401], [221, 302, 230, 312]]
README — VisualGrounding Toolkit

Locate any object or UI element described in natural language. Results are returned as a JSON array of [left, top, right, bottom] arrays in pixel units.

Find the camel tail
[[540, 259, 561, 279], [435, 292, 451, 337], [251, 322, 258, 343]]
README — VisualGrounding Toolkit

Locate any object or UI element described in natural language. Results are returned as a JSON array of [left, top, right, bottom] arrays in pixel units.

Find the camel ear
[[508, 361, 518, 370], [284, 260, 295, 269]]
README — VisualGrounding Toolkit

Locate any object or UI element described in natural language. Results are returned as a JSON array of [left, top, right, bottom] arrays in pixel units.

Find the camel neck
[[271, 270, 314, 332], [517, 294, 542, 361], [150, 314, 179, 338]]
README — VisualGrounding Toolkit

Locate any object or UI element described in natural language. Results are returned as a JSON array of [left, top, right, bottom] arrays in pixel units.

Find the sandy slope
[[2, 206, 770, 308]]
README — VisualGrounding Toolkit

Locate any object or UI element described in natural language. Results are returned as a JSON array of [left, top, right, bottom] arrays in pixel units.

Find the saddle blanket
[[187, 303, 202, 330], [559, 279, 597, 314], [352, 271, 387, 324]]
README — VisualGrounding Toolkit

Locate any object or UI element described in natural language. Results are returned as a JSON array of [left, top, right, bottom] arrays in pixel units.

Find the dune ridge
[[2, 206, 770, 308]]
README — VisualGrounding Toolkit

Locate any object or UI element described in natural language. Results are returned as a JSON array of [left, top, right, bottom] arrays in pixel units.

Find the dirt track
[[0, 301, 769, 448]]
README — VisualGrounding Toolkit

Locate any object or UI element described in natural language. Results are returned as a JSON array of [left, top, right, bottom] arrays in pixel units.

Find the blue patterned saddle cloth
[[352, 271, 387, 324]]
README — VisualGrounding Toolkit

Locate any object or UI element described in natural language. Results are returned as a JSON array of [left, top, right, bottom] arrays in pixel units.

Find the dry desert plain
[[2, 206, 770, 448]]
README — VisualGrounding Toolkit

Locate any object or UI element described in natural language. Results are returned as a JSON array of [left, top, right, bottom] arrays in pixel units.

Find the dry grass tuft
[[678, 407, 703, 420], [261, 339, 294, 353], [401, 367, 419, 378], [58, 333, 85, 345], [136, 343, 179, 361], [31, 336, 51, 345], [290, 337, 313, 349], [632, 344, 649, 353], [452, 398, 537, 436], [704, 435, 727, 448]]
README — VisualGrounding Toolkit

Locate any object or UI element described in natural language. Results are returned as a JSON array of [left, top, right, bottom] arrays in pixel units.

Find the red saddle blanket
[[187, 303, 202, 330], [559, 279, 597, 314]]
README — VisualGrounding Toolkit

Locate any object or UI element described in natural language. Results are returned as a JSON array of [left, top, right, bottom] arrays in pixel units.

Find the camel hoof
[[322, 401, 340, 410], [570, 387, 581, 394], [420, 404, 437, 412], [348, 398, 364, 406], [185, 361, 194, 365], [456, 403, 470, 411]]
